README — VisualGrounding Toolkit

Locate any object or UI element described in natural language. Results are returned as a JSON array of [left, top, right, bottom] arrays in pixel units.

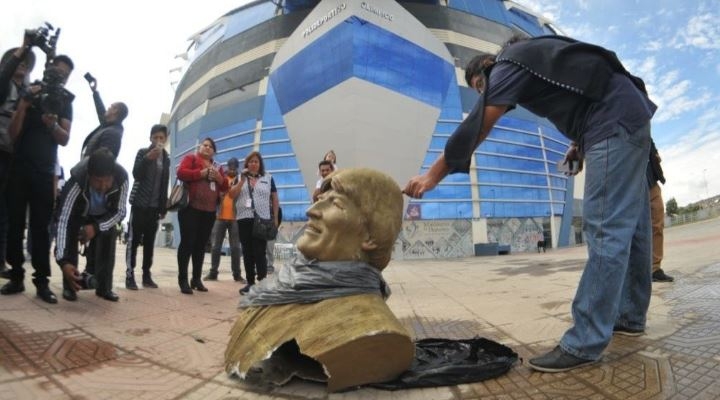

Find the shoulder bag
[[247, 178, 277, 240], [166, 179, 189, 212]]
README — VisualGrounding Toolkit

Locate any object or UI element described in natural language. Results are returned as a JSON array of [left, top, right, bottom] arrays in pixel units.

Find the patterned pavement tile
[[0, 376, 71, 400], [82, 319, 185, 351], [6, 327, 120, 374], [0, 334, 41, 382], [134, 334, 226, 379], [53, 353, 203, 400], [138, 309, 224, 335], [189, 319, 235, 345], [0, 310, 74, 334]]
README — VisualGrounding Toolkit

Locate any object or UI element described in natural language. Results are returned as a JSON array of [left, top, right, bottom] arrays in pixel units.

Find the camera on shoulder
[[24, 66, 75, 116], [25, 22, 60, 58]]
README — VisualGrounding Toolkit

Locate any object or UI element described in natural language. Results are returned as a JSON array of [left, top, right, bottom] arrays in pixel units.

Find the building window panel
[[271, 171, 304, 186], [282, 204, 312, 222], [261, 127, 289, 141], [423, 184, 472, 200], [476, 155, 547, 172], [260, 141, 292, 154], [265, 157, 299, 171], [279, 188, 310, 203]]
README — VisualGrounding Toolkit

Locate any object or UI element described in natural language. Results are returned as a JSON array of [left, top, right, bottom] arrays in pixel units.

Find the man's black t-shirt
[[485, 62, 657, 151], [14, 102, 73, 175]]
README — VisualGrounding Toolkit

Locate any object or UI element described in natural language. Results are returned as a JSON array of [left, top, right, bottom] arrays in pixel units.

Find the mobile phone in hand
[[557, 159, 579, 174]]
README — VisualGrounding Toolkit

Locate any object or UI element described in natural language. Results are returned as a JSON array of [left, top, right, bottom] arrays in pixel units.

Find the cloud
[[625, 56, 712, 123], [660, 105, 720, 205], [672, 13, 720, 49]]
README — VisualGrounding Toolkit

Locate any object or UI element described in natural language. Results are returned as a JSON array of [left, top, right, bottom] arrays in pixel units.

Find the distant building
[[167, 0, 581, 258]]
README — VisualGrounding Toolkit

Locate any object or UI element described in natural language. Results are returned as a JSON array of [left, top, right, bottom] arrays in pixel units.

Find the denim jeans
[[560, 123, 652, 361], [209, 219, 241, 277]]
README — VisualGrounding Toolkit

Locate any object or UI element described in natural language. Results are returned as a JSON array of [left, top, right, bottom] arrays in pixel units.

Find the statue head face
[[297, 168, 403, 270]]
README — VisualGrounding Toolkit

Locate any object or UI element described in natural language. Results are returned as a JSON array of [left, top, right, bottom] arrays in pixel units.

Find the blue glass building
[[168, 0, 581, 258]]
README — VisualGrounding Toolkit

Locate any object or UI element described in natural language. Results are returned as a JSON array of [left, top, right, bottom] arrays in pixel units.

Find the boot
[[204, 270, 218, 281], [33, 278, 57, 304], [125, 275, 138, 290], [142, 270, 158, 288], [190, 277, 208, 292], [178, 278, 193, 295], [0, 279, 24, 295]]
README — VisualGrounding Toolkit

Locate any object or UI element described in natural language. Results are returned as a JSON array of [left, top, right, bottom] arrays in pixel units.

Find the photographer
[[0, 35, 36, 277], [80, 73, 128, 159], [77, 75, 127, 282], [55, 148, 128, 302], [0, 54, 74, 304], [125, 124, 170, 290]]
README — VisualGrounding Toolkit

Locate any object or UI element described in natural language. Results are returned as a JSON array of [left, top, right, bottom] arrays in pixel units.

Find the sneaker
[[652, 269, 674, 282], [233, 275, 246, 283], [239, 284, 252, 295], [528, 346, 596, 373], [125, 277, 138, 290], [613, 326, 645, 337]]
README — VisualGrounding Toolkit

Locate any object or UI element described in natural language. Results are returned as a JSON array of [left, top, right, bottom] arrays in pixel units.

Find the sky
[[3, 0, 719, 207]]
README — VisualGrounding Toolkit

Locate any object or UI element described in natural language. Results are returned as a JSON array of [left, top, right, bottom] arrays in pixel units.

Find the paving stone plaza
[[1, 217, 719, 399]]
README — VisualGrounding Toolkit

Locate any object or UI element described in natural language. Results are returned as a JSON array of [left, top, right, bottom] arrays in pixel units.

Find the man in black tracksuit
[[124, 124, 170, 289], [55, 148, 128, 302]]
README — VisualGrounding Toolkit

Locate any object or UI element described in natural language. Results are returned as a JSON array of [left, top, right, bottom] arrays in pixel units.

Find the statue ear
[[361, 239, 378, 252]]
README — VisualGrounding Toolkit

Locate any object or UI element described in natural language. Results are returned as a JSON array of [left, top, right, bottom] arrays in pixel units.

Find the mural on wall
[[396, 219, 474, 259], [487, 217, 545, 253], [273, 218, 549, 261]]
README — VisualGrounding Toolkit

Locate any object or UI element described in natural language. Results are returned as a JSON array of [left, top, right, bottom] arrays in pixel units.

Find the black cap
[[227, 157, 239, 168]]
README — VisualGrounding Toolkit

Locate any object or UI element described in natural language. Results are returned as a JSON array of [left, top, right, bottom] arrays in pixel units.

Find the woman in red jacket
[[176, 138, 228, 294]]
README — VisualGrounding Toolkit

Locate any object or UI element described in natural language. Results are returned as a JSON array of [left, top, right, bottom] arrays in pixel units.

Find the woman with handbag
[[229, 151, 279, 294], [175, 138, 228, 294]]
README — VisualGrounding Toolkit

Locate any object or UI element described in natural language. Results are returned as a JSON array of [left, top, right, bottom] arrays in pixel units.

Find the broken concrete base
[[225, 293, 414, 391]]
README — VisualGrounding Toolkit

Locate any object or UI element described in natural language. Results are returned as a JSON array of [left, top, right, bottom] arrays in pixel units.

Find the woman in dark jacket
[[176, 138, 228, 294]]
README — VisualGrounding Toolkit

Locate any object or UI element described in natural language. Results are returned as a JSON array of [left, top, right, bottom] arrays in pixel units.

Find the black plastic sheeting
[[370, 337, 519, 390]]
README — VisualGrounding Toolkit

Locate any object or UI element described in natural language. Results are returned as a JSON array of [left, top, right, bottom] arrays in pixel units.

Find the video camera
[[21, 22, 74, 116], [25, 22, 60, 58], [25, 65, 75, 116]]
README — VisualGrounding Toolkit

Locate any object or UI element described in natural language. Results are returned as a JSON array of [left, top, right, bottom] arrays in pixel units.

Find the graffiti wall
[[273, 218, 548, 261], [395, 219, 474, 259], [487, 217, 546, 253]]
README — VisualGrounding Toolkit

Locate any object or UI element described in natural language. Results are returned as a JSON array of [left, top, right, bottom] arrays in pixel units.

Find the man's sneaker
[[233, 274, 246, 283], [204, 272, 218, 281], [0, 279, 25, 295], [652, 269, 674, 282], [239, 284, 252, 295], [528, 346, 596, 373], [125, 277, 138, 290], [613, 326, 645, 337]]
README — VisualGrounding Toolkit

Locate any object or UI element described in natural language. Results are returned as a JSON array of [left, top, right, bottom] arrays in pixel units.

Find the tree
[[666, 197, 678, 215]]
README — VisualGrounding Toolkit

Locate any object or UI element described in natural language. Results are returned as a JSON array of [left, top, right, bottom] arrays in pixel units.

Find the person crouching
[[54, 148, 128, 302]]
